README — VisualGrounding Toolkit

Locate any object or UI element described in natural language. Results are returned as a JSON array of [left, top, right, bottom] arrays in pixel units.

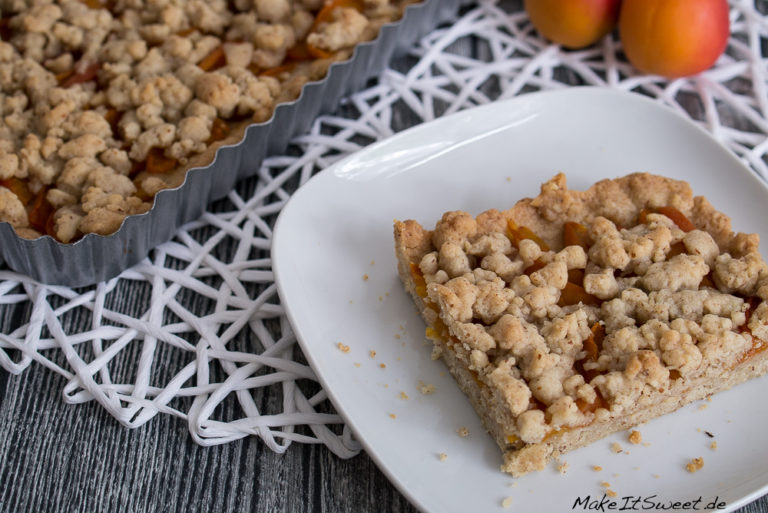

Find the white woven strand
[[0, 0, 767, 458]]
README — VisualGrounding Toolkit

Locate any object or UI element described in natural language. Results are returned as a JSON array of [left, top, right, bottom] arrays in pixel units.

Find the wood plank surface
[[2, 2, 768, 512], [0, 364, 417, 513], [0, 371, 6, 410]]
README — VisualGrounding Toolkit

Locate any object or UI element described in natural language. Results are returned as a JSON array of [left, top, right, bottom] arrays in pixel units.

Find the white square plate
[[272, 88, 768, 513]]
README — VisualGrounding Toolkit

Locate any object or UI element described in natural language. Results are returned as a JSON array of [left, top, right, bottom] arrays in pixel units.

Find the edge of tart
[[0, 0, 419, 243]]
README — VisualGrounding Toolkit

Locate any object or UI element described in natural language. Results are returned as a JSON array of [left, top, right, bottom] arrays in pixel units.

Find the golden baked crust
[[0, 0, 417, 242], [394, 172, 768, 476]]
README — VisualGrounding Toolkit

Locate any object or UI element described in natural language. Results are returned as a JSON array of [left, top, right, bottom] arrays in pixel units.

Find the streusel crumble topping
[[413, 201, 767, 442], [394, 173, 768, 476], [0, 0, 415, 241]]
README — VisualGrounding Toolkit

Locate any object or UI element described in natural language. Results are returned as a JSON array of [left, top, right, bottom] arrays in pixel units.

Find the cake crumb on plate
[[418, 381, 437, 395], [686, 457, 704, 473]]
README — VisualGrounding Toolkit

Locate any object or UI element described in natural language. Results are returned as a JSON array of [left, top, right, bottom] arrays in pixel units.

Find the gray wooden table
[[2, 2, 768, 511]]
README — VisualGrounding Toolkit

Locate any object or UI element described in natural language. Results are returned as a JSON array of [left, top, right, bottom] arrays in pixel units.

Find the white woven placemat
[[1, 0, 766, 458]]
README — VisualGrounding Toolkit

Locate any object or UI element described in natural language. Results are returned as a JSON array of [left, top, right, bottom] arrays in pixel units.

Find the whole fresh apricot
[[620, 0, 730, 78], [524, 0, 621, 49]]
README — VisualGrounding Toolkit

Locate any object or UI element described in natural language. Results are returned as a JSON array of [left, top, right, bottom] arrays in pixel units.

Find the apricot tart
[[393, 173, 768, 476], [0, 0, 417, 242]]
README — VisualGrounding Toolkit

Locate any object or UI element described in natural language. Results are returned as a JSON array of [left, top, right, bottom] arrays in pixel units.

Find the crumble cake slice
[[393, 172, 768, 477]]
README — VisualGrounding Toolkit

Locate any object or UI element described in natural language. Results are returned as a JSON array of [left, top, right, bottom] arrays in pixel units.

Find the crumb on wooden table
[[628, 430, 642, 445], [686, 457, 704, 473]]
